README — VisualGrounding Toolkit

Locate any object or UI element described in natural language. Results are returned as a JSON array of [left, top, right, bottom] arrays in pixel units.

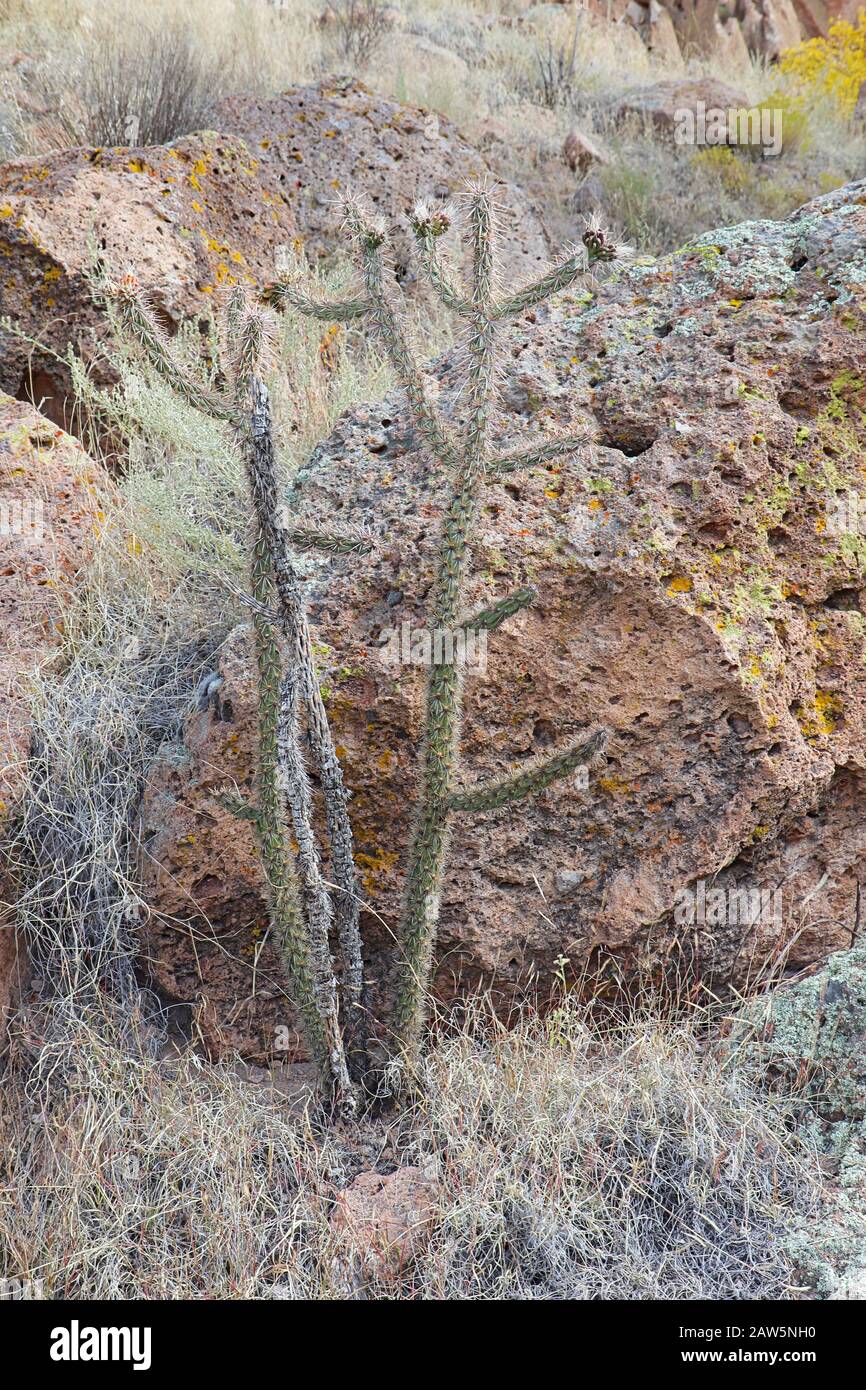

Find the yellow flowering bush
[[780, 13, 866, 116]]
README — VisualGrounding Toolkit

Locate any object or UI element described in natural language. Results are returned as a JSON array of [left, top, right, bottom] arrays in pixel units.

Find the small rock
[[562, 128, 610, 174], [330, 1165, 440, 1285]]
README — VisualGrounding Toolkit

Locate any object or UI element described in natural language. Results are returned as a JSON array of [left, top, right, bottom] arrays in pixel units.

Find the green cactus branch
[[214, 787, 262, 826], [490, 225, 623, 320], [488, 433, 593, 479], [463, 586, 536, 633], [265, 280, 371, 322], [285, 524, 374, 556], [448, 729, 607, 814], [277, 189, 621, 1084], [105, 275, 234, 422], [409, 203, 473, 314], [413, 237, 472, 314]]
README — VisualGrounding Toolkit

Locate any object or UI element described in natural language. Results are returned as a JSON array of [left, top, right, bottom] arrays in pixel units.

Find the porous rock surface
[[0, 132, 299, 428], [0, 79, 548, 432], [140, 182, 866, 1061], [212, 77, 550, 289]]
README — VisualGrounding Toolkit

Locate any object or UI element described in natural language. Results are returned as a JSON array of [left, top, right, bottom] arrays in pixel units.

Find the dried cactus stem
[[239, 367, 365, 1095], [276, 660, 355, 1112], [249, 537, 330, 1074]]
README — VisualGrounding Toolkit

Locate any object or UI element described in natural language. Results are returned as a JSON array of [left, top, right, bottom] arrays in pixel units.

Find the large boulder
[[140, 182, 866, 1061], [610, 77, 750, 138], [0, 393, 110, 1028], [0, 133, 299, 429], [0, 80, 548, 434], [212, 78, 550, 290]]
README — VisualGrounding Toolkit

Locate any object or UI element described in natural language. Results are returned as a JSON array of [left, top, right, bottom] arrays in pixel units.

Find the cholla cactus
[[271, 186, 619, 1081], [103, 273, 369, 1113]]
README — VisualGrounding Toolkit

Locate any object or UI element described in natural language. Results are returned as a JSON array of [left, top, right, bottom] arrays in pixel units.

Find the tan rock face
[[212, 78, 550, 291], [139, 181, 866, 1062], [735, 0, 802, 58], [0, 393, 110, 1026], [0, 133, 299, 430]]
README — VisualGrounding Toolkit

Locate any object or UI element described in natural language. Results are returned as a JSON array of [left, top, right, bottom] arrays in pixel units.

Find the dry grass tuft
[[0, 994, 818, 1299]]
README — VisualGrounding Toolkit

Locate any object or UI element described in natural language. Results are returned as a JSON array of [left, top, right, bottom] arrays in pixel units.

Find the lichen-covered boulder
[[140, 181, 866, 1061], [730, 940, 866, 1297], [212, 77, 550, 290], [0, 133, 299, 429]]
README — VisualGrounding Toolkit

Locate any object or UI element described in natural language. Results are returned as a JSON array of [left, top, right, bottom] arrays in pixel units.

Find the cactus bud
[[342, 195, 387, 249], [103, 269, 149, 308], [582, 223, 617, 263], [411, 200, 452, 240]]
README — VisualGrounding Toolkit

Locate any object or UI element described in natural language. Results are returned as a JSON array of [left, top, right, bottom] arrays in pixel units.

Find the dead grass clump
[[409, 1001, 817, 1300], [78, 18, 231, 148], [0, 996, 818, 1299], [328, 0, 394, 68], [0, 1013, 348, 1299]]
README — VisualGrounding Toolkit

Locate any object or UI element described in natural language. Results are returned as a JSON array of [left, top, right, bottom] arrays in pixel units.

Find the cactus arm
[[408, 202, 472, 314], [488, 433, 593, 479], [412, 237, 473, 315], [106, 278, 234, 422], [214, 788, 262, 826], [265, 280, 371, 322], [490, 227, 623, 321], [285, 524, 374, 556], [489, 248, 590, 320], [463, 586, 536, 633], [448, 728, 607, 814]]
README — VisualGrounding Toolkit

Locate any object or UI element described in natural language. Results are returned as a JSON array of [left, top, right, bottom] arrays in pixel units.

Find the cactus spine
[[274, 189, 621, 1081]]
